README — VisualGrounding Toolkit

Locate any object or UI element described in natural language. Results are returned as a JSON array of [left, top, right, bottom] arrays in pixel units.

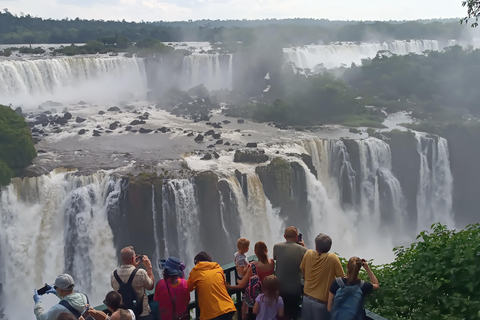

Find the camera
[[136, 254, 144, 263], [297, 233, 303, 243]]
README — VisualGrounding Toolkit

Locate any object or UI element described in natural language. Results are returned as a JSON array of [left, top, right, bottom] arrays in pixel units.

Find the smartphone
[[298, 233, 303, 242], [37, 284, 49, 295], [136, 254, 144, 263], [81, 305, 89, 317]]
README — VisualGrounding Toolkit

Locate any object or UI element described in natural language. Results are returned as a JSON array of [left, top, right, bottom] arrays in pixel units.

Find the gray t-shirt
[[273, 241, 307, 294]]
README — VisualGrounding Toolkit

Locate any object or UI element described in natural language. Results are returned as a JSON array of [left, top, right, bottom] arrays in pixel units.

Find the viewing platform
[[97, 256, 388, 320]]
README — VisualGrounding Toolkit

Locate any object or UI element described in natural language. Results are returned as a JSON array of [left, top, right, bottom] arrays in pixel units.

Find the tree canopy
[[462, 0, 480, 27], [365, 223, 480, 320], [0, 10, 465, 45], [0, 105, 36, 186]]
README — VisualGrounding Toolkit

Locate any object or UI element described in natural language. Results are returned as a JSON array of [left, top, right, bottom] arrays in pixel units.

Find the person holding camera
[[33, 273, 89, 320], [110, 246, 154, 320], [272, 226, 306, 320], [327, 257, 380, 320], [300, 233, 345, 320]]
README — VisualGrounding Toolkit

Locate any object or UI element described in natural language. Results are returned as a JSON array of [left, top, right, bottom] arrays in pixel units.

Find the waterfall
[[151, 184, 161, 273], [356, 138, 406, 230], [180, 54, 233, 91], [0, 56, 147, 106], [161, 179, 201, 272], [415, 134, 455, 231], [224, 174, 284, 251], [283, 39, 442, 69], [0, 169, 118, 320]]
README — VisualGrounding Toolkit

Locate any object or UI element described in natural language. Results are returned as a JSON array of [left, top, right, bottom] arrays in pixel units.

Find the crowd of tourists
[[33, 226, 379, 320]]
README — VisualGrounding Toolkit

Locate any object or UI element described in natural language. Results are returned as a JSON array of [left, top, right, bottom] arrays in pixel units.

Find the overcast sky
[[0, 0, 467, 22]]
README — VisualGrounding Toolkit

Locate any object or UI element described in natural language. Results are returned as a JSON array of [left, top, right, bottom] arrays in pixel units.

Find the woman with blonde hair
[[327, 257, 380, 320]]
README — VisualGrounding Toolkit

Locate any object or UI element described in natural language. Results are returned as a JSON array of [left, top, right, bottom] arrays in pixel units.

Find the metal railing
[[97, 256, 388, 320]]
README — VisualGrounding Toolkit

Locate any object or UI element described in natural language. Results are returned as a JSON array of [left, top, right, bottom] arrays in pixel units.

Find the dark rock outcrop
[[246, 142, 258, 148], [194, 134, 204, 142], [139, 128, 153, 134], [76, 117, 87, 123], [256, 158, 310, 236], [107, 106, 121, 112], [234, 150, 269, 163], [130, 120, 146, 125]]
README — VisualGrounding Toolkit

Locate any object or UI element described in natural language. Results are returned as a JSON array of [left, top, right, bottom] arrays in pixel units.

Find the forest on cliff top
[[0, 10, 466, 45]]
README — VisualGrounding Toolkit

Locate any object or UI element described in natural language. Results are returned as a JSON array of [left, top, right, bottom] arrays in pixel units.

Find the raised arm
[[363, 261, 380, 290], [228, 266, 252, 290]]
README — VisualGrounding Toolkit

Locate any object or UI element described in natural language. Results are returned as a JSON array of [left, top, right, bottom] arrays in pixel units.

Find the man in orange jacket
[[188, 251, 237, 320]]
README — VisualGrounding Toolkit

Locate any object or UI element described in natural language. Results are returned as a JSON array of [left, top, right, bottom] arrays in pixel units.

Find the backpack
[[114, 268, 144, 317], [59, 294, 94, 320], [331, 277, 365, 320], [243, 263, 262, 307]]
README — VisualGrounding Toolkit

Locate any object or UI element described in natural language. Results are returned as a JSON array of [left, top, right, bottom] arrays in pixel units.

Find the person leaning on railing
[[187, 251, 237, 320]]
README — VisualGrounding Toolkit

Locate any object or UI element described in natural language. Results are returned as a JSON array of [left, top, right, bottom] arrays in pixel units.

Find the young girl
[[253, 275, 284, 320]]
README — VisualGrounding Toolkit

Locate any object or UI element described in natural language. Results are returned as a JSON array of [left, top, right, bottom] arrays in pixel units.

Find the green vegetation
[[244, 73, 385, 127], [0, 105, 36, 186], [341, 46, 480, 132], [50, 37, 177, 56], [0, 10, 465, 45], [462, 0, 480, 27], [362, 223, 480, 320]]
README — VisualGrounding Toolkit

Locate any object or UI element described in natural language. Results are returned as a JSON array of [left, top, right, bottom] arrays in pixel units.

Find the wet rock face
[[234, 150, 269, 163], [121, 180, 156, 263], [194, 171, 231, 263], [441, 126, 480, 226], [256, 158, 310, 235], [385, 131, 420, 224]]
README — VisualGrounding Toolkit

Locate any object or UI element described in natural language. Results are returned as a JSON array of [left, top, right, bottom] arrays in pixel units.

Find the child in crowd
[[235, 237, 250, 280], [253, 275, 284, 320], [235, 237, 250, 319]]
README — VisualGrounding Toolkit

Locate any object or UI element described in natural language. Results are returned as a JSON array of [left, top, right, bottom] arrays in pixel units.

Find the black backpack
[[113, 268, 143, 316]]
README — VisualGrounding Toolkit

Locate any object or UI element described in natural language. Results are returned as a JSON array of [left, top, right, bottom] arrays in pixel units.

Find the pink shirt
[[153, 278, 190, 320]]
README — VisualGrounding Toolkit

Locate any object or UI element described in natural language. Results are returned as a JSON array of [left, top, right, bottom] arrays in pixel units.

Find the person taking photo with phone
[[111, 246, 154, 320], [33, 273, 89, 320]]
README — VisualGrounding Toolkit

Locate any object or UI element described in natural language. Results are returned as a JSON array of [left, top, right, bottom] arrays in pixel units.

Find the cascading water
[[224, 174, 285, 251], [161, 179, 201, 272], [0, 169, 119, 320], [356, 138, 406, 230], [151, 184, 162, 274], [0, 56, 148, 106], [415, 133, 455, 232], [180, 54, 233, 91], [283, 39, 442, 69]]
